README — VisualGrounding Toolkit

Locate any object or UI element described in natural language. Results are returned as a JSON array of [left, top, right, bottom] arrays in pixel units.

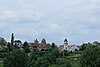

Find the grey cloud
[[0, 0, 100, 45]]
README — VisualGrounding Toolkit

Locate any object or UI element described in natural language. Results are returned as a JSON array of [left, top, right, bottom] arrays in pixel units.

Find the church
[[59, 38, 80, 51], [59, 38, 69, 51]]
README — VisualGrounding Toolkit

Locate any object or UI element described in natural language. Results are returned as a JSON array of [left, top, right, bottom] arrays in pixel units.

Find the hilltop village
[[0, 33, 81, 52], [0, 33, 99, 52], [0, 33, 100, 67]]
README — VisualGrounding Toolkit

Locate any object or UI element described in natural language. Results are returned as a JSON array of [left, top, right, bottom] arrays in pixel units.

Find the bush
[[80, 45, 100, 67], [3, 49, 28, 67]]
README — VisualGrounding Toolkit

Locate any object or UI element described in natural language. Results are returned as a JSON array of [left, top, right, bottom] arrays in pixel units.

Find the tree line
[[0, 35, 100, 67]]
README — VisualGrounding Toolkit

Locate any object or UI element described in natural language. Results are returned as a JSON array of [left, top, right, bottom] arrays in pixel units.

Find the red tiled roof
[[59, 45, 64, 49], [28, 43, 35, 47]]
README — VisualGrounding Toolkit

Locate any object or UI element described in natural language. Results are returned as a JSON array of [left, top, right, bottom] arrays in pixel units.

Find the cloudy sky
[[0, 0, 100, 45]]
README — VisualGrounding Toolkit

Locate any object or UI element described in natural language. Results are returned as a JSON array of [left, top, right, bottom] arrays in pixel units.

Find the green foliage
[[41, 38, 46, 45], [0, 48, 7, 58], [0, 63, 3, 67], [34, 39, 39, 45], [11, 33, 14, 46], [7, 42, 12, 51], [28, 50, 40, 67], [0, 37, 7, 47], [65, 56, 80, 59], [48, 64, 57, 67], [3, 49, 28, 67], [34, 57, 49, 67], [71, 61, 80, 67], [51, 43, 56, 48], [28, 47, 60, 67], [14, 40, 22, 48], [80, 45, 100, 67], [56, 58, 72, 67], [64, 50, 70, 56], [79, 43, 89, 51], [59, 50, 70, 57], [23, 41, 30, 53], [71, 51, 82, 54]]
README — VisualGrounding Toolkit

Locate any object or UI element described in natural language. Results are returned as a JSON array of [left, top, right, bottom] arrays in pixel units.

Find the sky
[[0, 0, 100, 45]]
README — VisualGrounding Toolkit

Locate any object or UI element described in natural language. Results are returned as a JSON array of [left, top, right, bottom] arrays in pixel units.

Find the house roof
[[28, 43, 51, 49], [28, 43, 35, 47], [59, 45, 64, 49]]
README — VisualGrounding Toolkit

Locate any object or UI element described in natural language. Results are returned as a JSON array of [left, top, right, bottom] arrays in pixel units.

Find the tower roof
[[64, 38, 68, 44], [64, 38, 68, 42]]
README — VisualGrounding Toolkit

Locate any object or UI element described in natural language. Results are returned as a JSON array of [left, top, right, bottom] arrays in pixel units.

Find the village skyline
[[1, 33, 100, 47]]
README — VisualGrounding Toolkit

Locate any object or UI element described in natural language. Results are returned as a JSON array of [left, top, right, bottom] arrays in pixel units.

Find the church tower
[[64, 38, 68, 50]]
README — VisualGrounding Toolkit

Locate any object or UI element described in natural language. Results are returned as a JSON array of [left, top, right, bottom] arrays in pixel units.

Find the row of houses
[[1, 33, 99, 51], [13, 39, 100, 51], [28, 43, 51, 51], [13, 39, 52, 51], [0, 38, 81, 52], [59, 44, 81, 52], [0, 33, 83, 51], [12, 38, 81, 52]]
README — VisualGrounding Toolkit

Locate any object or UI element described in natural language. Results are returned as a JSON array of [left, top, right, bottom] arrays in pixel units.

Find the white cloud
[[0, 0, 100, 45]]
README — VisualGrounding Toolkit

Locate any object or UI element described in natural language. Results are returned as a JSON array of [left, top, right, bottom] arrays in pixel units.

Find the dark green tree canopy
[[14, 40, 22, 48], [34, 39, 39, 45], [7, 42, 12, 51], [79, 43, 88, 51], [51, 42, 56, 48], [80, 45, 100, 67], [23, 41, 28, 47], [0, 37, 7, 47], [11, 33, 14, 46], [23, 41, 30, 52], [41, 38, 46, 45], [4, 49, 28, 67]]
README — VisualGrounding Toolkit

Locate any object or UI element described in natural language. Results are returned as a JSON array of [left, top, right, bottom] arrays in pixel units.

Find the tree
[[0, 37, 7, 48], [41, 38, 46, 45], [11, 33, 14, 46], [3, 49, 28, 67], [23, 41, 30, 53], [14, 40, 22, 48], [34, 57, 49, 67], [59, 50, 69, 57], [79, 43, 88, 51], [29, 47, 60, 67], [28, 59, 35, 67], [63, 50, 69, 56], [49, 48, 60, 64], [0, 39, 8, 58], [28, 50, 40, 67], [56, 58, 72, 67], [65, 61, 72, 67], [80, 45, 100, 67], [34, 39, 39, 45], [7, 42, 12, 51], [51, 43, 56, 48]]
